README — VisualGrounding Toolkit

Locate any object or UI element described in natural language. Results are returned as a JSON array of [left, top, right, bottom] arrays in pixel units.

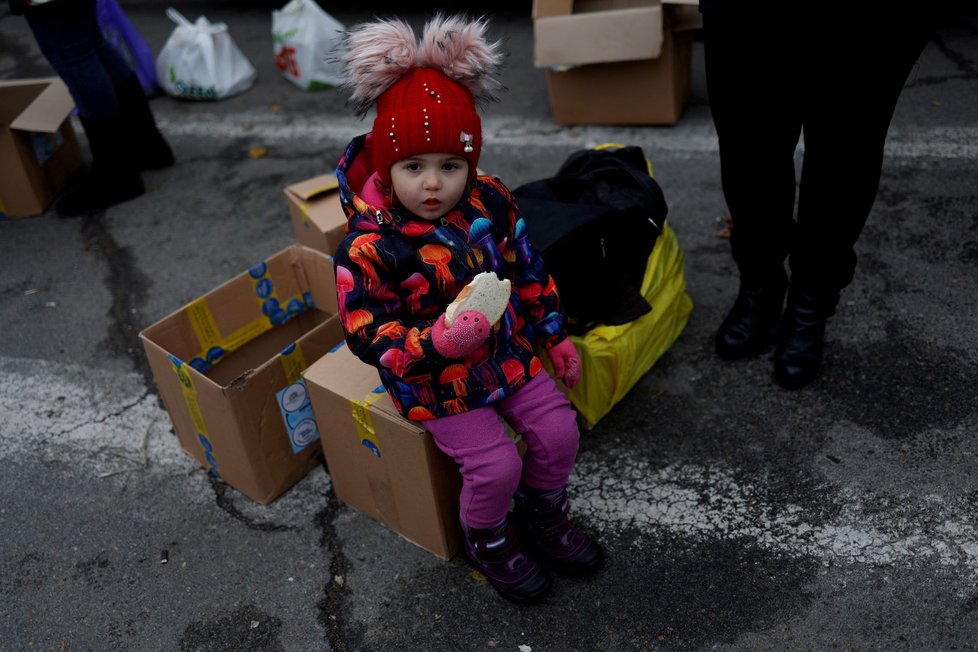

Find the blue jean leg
[[23, 0, 132, 119]]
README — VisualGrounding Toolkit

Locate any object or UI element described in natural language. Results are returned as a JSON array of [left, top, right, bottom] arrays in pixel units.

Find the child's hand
[[431, 310, 490, 358], [548, 338, 581, 388]]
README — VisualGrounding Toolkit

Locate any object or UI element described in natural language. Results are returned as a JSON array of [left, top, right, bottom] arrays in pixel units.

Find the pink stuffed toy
[[431, 310, 489, 358]]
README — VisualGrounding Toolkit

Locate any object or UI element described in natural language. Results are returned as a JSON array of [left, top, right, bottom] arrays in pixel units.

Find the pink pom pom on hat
[[341, 14, 503, 185]]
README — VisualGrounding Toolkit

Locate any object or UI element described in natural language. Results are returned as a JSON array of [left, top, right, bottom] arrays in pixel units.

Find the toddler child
[[332, 15, 602, 603]]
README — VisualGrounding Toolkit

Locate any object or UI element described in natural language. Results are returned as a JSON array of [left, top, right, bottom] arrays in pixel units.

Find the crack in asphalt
[[208, 477, 299, 533], [79, 212, 156, 393], [316, 491, 355, 652]]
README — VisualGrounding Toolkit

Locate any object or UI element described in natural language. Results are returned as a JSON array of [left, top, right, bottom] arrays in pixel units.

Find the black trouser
[[702, 9, 932, 297]]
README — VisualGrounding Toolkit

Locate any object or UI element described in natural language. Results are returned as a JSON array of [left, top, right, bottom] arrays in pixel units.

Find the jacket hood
[[336, 133, 472, 237]]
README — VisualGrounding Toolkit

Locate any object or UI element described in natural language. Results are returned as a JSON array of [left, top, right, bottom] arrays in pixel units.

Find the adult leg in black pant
[[704, 6, 933, 387], [114, 73, 174, 172], [17, 0, 169, 216], [776, 12, 932, 389], [703, 10, 800, 360]]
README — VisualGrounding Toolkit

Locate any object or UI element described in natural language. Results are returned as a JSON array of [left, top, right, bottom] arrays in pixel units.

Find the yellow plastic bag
[[547, 221, 693, 427]]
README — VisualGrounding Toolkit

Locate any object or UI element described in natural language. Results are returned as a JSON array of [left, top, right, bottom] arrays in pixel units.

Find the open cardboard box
[[284, 173, 347, 256], [140, 244, 343, 505], [0, 77, 83, 218], [304, 344, 464, 560], [532, 0, 700, 125]]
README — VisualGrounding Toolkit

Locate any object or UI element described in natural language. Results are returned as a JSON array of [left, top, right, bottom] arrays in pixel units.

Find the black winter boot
[[773, 287, 837, 390], [513, 483, 603, 575], [114, 74, 174, 171], [56, 115, 144, 217], [715, 274, 789, 360], [462, 516, 551, 603]]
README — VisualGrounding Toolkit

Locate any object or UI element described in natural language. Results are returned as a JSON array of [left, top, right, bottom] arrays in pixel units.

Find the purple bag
[[97, 0, 159, 96]]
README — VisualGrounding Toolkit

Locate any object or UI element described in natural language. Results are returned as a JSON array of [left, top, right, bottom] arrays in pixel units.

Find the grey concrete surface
[[2, 3, 978, 650]]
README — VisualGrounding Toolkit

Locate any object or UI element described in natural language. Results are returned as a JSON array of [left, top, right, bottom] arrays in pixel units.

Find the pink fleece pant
[[422, 372, 580, 529]]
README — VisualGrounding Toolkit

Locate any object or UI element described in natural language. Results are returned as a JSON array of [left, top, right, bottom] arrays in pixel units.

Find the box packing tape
[[186, 296, 270, 370], [182, 258, 316, 373], [350, 386, 386, 458], [168, 354, 221, 478], [278, 342, 308, 384]]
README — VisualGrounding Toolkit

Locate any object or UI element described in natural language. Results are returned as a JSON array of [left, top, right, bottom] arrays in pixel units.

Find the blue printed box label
[[277, 379, 320, 453]]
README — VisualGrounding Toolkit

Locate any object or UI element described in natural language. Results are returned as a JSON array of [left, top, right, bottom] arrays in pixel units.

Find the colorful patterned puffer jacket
[[332, 134, 568, 421]]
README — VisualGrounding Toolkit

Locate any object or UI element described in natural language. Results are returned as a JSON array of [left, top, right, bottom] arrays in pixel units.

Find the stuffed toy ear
[[342, 18, 419, 118], [418, 14, 503, 103]]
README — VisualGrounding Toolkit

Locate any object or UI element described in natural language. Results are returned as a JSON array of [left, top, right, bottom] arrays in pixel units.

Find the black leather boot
[[56, 115, 145, 217], [114, 74, 174, 171], [715, 275, 788, 360], [773, 287, 837, 390]]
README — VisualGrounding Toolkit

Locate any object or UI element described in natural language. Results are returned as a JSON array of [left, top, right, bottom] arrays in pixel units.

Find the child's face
[[389, 153, 469, 221]]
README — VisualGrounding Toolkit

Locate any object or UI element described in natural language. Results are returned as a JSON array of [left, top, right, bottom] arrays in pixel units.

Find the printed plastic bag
[[271, 0, 345, 91], [97, 0, 158, 96], [155, 8, 256, 100]]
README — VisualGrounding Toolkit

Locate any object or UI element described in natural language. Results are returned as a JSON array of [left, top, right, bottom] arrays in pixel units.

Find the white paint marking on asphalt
[[5, 354, 977, 575], [570, 452, 978, 576], [0, 355, 330, 517], [0, 355, 191, 477], [154, 113, 978, 160]]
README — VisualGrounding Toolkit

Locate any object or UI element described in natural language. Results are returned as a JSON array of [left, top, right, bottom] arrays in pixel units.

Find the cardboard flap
[[304, 345, 425, 433], [286, 174, 339, 202], [296, 244, 338, 315], [9, 78, 75, 134], [305, 345, 381, 399], [0, 81, 46, 125], [533, 0, 574, 18], [534, 5, 663, 68]]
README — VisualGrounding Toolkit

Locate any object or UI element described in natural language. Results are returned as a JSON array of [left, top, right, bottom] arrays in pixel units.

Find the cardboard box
[[284, 174, 347, 256], [534, 2, 666, 68], [304, 345, 464, 560], [0, 77, 83, 218], [140, 245, 344, 505], [532, 1, 698, 125]]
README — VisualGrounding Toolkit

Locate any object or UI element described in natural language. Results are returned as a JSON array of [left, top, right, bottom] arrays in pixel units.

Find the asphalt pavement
[[2, 3, 978, 651]]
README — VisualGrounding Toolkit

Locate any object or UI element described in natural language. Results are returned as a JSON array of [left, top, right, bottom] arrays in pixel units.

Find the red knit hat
[[372, 68, 482, 185], [342, 15, 502, 185]]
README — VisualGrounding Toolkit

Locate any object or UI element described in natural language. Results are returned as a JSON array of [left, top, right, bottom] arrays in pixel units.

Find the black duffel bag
[[513, 145, 668, 334]]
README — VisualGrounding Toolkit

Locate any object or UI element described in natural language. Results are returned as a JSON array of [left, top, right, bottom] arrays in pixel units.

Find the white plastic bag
[[156, 8, 256, 100], [271, 0, 345, 91]]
